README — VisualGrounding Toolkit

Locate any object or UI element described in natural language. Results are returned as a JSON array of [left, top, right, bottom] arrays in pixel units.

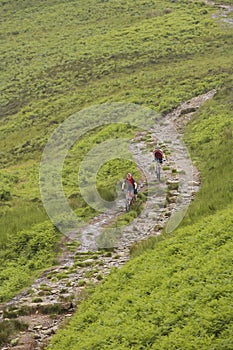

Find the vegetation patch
[[0, 0, 233, 348], [47, 206, 233, 349], [0, 319, 27, 347], [0, 222, 60, 302]]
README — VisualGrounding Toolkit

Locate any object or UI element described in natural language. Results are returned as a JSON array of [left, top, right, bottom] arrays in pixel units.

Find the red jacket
[[126, 177, 136, 187], [154, 149, 163, 160]]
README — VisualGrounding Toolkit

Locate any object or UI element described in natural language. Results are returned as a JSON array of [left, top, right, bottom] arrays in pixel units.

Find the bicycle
[[124, 189, 135, 212], [154, 158, 162, 181]]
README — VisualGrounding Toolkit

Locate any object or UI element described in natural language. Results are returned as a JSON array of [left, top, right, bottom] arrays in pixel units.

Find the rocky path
[[204, 0, 233, 25], [1, 3, 232, 348], [0, 90, 216, 350], [1, 2, 232, 347]]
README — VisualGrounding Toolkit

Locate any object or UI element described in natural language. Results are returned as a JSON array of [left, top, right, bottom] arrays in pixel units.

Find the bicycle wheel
[[125, 198, 130, 211], [156, 162, 161, 181]]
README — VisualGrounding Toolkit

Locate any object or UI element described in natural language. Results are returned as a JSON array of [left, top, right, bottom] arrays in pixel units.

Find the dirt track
[[1, 1, 233, 347], [0, 89, 217, 350]]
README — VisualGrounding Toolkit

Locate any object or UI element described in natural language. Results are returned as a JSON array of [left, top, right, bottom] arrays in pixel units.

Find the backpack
[[154, 149, 163, 159]]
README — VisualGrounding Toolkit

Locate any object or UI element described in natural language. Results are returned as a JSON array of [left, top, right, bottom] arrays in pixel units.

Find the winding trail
[[1, 2, 233, 348], [0, 90, 216, 350], [76, 90, 216, 252]]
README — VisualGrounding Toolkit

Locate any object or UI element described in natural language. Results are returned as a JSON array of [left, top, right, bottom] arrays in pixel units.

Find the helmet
[[127, 172, 132, 179]]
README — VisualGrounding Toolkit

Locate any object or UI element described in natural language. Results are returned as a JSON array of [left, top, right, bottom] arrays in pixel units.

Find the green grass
[[47, 72, 233, 349], [0, 0, 233, 348], [0, 222, 60, 302], [47, 206, 233, 350], [183, 81, 233, 223], [0, 319, 27, 346]]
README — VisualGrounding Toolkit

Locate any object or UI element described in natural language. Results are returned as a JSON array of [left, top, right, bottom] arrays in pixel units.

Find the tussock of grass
[[0, 319, 27, 346]]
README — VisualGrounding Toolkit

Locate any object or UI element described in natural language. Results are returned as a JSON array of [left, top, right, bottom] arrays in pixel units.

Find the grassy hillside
[[42, 2, 232, 350], [48, 207, 233, 350], [184, 82, 233, 223], [47, 79, 233, 350], [0, 0, 233, 346]]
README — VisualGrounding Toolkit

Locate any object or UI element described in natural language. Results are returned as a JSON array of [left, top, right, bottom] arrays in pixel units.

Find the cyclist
[[153, 146, 166, 164], [122, 172, 138, 200]]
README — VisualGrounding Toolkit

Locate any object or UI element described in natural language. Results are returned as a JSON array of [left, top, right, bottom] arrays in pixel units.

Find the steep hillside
[[46, 80, 233, 349], [0, 0, 233, 348], [46, 2, 233, 350], [2, 0, 232, 300], [48, 206, 233, 350]]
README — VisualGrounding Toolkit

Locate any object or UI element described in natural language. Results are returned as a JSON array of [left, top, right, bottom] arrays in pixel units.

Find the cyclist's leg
[[127, 184, 134, 204], [133, 186, 138, 200], [125, 185, 133, 210]]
